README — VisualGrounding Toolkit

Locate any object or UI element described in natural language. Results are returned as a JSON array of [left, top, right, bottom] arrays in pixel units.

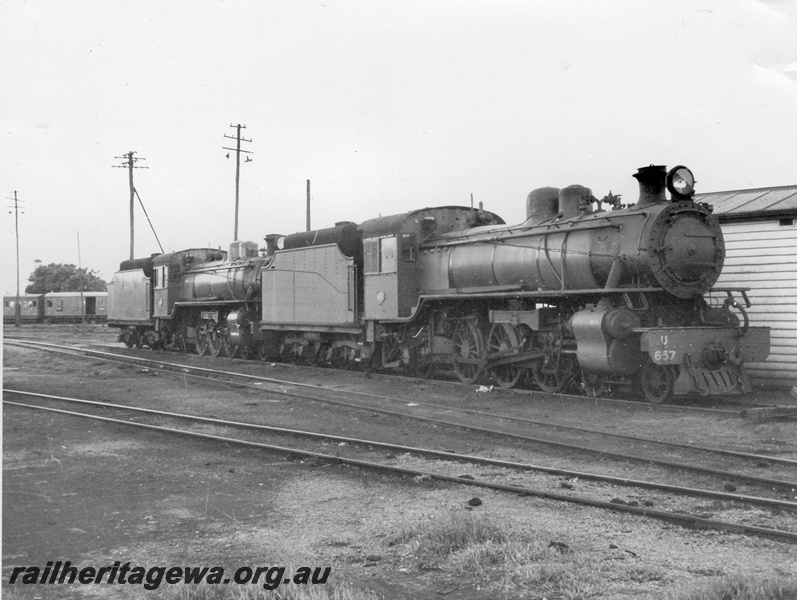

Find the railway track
[[3, 331, 784, 413], [4, 336, 797, 542], [6, 337, 797, 465], [0, 337, 775, 424], [6, 338, 797, 494], [4, 387, 795, 510], [4, 389, 797, 545]]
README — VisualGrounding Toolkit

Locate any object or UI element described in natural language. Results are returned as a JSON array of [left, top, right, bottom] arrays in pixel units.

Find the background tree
[[25, 263, 107, 294]]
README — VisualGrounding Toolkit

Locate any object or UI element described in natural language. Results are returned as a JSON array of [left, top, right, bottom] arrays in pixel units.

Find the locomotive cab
[[359, 207, 504, 321]]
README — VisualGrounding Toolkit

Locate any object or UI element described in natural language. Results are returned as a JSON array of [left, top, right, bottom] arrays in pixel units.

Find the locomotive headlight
[[666, 165, 695, 199]]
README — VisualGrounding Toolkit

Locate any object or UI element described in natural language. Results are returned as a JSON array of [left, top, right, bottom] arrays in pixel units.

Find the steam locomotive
[[107, 164, 770, 402]]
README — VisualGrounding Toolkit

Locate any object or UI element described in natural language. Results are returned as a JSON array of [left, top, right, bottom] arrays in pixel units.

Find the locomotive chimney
[[633, 165, 667, 207], [264, 233, 281, 256]]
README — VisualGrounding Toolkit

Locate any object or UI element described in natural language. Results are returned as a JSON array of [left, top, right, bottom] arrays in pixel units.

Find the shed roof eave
[[716, 209, 797, 223]]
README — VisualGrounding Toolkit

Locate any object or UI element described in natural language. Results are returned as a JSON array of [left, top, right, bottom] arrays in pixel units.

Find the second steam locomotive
[[107, 164, 770, 402]]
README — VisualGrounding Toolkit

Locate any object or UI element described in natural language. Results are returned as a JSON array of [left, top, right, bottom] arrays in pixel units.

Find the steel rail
[[6, 338, 792, 469], [3, 336, 747, 415], [5, 339, 797, 490], [4, 399, 796, 546], [5, 389, 797, 513]]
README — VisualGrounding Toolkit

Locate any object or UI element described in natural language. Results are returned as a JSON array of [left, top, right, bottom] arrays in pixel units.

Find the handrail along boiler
[[107, 164, 769, 402]]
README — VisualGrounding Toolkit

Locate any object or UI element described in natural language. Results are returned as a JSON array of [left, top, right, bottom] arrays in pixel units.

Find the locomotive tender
[[108, 164, 770, 402]]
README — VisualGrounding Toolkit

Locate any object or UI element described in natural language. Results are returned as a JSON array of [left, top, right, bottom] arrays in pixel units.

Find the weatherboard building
[[697, 185, 797, 388]]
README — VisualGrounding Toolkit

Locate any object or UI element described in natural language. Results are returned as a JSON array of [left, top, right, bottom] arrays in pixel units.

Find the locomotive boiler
[[108, 163, 770, 403], [432, 166, 723, 298]]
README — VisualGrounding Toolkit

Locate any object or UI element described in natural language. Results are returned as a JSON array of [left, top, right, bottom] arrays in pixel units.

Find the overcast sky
[[2, 0, 796, 294]]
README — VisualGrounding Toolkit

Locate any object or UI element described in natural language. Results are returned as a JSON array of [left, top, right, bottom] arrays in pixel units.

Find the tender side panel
[[108, 270, 151, 323], [261, 244, 356, 326]]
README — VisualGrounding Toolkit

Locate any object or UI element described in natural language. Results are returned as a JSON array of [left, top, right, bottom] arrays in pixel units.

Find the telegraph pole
[[7, 191, 23, 327], [113, 151, 147, 259], [77, 231, 86, 334], [223, 124, 253, 241], [306, 179, 311, 232]]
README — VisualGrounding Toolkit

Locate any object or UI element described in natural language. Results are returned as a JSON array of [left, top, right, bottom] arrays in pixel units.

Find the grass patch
[[663, 573, 797, 600], [394, 511, 607, 599], [392, 510, 507, 556], [163, 582, 381, 600], [1, 582, 379, 600], [450, 537, 606, 598]]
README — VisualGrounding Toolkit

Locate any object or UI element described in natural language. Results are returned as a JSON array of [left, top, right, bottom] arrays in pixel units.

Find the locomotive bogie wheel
[[452, 320, 485, 385], [487, 324, 523, 389], [333, 345, 357, 370], [286, 342, 304, 364], [637, 360, 677, 404], [410, 344, 434, 379], [342, 346, 357, 370], [308, 343, 329, 367], [221, 333, 238, 359], [257, 341, 271, 362], [207, 331, 222, 357], [531, 360, 560, 393], [195, 332, 209, 356], [123, 329, 140, 348], [307, 343, 320, 366], [581, 370, 609, 398], [295, 343, 307, 364], [123, 333, 137, 349], [362, 343, 380, 374]]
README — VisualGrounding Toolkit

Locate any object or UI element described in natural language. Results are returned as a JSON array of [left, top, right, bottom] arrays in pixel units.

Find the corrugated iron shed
[[695, 185, 797, 221]]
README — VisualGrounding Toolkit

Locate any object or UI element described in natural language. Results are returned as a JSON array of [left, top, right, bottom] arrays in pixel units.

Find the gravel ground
[[3, 327, 797, 599]]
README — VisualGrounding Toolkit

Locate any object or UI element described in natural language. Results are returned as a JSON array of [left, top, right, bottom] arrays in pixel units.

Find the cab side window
[[154, 266, 169, 289], [380, 237, 397, 273], [400, 234, 416, 262], [364, 237, 398, 274]]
